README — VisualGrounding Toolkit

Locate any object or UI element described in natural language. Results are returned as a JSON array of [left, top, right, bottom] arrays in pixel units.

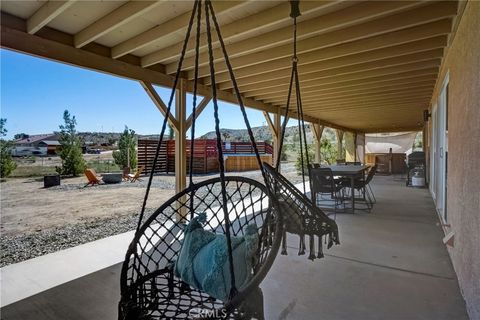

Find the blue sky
[[0, 49, 273, 140]]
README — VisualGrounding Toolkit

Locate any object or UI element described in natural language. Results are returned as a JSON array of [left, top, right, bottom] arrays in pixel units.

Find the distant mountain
[[73, 125, 337, 148], [77, 132, 122, 146], [200, 125, 336, 144]]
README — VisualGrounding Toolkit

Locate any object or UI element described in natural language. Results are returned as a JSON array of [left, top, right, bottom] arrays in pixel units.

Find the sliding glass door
[[431, 76, 448, 223]]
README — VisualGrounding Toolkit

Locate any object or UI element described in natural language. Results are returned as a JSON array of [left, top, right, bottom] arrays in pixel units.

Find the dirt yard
[[0, 162, 302, 267], [0, 176, 176, 236]]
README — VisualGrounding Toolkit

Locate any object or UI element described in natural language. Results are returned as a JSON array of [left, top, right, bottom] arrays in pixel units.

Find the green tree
[[113, 126, 137, 169], [294, 138, 337, 175], [57, 110, 85, 176], [0, 119, 17, 178], [295, 144, 315, 175], [319, 138, 337, 165], [14, 133, 29, 140]]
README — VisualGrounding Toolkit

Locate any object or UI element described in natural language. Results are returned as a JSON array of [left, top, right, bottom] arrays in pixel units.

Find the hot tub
[[223, 154, 273, 172]]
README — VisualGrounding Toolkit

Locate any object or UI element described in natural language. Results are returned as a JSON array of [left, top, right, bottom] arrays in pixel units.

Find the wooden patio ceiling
[[0, 0, 460, 133]]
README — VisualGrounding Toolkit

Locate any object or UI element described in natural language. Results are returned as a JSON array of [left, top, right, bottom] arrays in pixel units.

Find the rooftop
[[14, 134, 57, 145]]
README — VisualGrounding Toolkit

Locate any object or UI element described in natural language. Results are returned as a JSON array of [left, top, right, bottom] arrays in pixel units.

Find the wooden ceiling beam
[[300, 95, 431, 110], [3, 21, 351, 132], [74, 1, 162, 48], [111, 1, 246, 59], [304, 97, 430, 109], [140, 81, 180, 131], [254, 73, 439, 99], [246, 61, 440, 99], [140, 0, 339, 66], [221, 48, 443, 91], [163, 0, 424, 72], [300, 95, 431, 109], [262, 83, 435, 105], [295, 89, 434, 106], [263, 79, 435, 100], [27, 0, 76, 34], [1, 23, 172, 88], [364, 126, 424, 133], [262, 77, 437, 100], [307, 101, 429, 113], [185, 2, 455, 78], [211, 34, 447, 87], [300, 90, 432, 105]]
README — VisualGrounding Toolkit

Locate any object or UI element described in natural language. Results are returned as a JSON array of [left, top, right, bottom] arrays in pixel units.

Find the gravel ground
[[0, 163, 304, 267], [0, 212, 144, 267]]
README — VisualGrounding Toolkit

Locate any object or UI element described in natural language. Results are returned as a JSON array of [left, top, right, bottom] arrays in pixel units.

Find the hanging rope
[[275, 0, 310, 194], [135, 0, 199, 232], [204, 0, 237, 299], [188, 0, 203, 219], [207, 1, 267, 182]]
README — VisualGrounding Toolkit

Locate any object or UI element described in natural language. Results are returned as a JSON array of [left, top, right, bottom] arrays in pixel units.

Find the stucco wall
[[429, 2, 480, 319]]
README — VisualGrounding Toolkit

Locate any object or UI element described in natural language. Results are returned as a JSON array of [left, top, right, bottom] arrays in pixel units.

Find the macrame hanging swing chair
[[119, 1, 282, 319], [262, 0, 340, 261], [119, 1, 338, 319]]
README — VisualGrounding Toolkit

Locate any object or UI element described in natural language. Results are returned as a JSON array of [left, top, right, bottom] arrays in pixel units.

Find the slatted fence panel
[[138, 139, 273, 175]]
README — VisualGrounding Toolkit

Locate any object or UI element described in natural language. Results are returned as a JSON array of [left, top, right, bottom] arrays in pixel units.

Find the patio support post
[[336, 129, 345, 161], [344, 132, 356, 162], [263, 110, 282, 170], [311, 122, 324, 164], [274, 110, 282, 171], [175, 79, 187, 220], [175, 79, 187, 194]]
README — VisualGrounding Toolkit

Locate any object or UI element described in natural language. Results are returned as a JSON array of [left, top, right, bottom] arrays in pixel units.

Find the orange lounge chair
[[84, 168, 103, 187], [128, 166, 144, 183], [122, 167, 131, 181]]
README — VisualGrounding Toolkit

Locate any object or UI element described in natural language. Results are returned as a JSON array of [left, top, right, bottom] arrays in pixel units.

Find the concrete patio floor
[[0, 175, 468, 319]]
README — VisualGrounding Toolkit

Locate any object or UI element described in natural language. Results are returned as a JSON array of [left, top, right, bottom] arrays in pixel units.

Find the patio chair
[[341, 165, 377, 209], [127, 165, 144, 182], [365, 165, 378, 204], [122, 166, 131, 181], [84, 168, 103, 187], [309, 167, 346, 219]]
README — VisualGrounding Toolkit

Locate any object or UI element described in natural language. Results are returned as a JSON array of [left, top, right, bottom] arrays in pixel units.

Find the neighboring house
[[38, 140, 62, 155], [13, 134, 61, 156]]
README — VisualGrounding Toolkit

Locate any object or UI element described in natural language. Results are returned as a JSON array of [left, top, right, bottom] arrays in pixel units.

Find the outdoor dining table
[[325, 165, 370, 213]]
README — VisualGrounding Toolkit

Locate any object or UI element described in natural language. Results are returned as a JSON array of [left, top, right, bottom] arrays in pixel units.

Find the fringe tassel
[[308, 234, 316, 261], [317, 235, 324, 258], [327, 232, 334, 249]]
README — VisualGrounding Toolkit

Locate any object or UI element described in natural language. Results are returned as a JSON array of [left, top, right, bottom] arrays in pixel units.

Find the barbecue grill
[[406, 151, 426, 186]]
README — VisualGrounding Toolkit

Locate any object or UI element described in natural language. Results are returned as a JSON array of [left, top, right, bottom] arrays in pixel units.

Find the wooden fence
[[138, 139, 273, 175]]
